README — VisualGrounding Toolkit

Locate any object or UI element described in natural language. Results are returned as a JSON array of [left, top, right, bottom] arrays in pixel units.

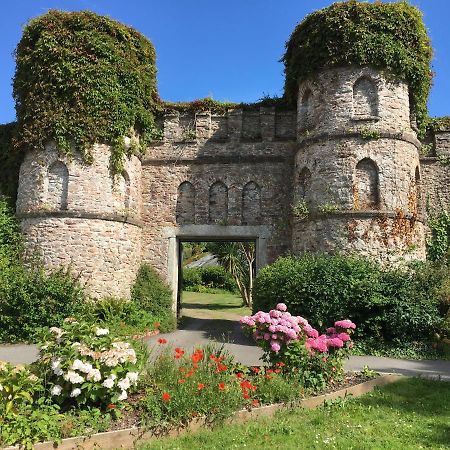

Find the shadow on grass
[[180, 315, 255, 346]]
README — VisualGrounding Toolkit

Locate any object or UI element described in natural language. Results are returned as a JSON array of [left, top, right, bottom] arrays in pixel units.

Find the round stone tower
[[291, 66, 426, 263], [16, 143, 142, 298]]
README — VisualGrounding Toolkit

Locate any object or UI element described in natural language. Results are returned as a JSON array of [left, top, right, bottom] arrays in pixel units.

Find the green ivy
[[427, 210, 450, 263], [283, 1, 433, 136], [13, 10, 159, 174], [0, 123, 22, 204]]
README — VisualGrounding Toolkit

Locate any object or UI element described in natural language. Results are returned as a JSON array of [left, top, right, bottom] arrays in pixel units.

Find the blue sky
[[1, 0, 450, 124]]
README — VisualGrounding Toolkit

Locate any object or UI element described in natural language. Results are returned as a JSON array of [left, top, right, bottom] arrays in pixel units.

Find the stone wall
[[16, 142, 142, 298], [292, 66, 426, 261]]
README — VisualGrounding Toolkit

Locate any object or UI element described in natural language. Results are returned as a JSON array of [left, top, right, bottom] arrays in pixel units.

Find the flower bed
[[1, 305, 362, 448]]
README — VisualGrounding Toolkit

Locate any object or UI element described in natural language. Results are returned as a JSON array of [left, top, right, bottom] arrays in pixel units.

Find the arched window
[[297, 167, 311, 200], [47, 161, 69, 210], [353, 77, 378, 118], [209, 181, 228, 224], [176, 181, 195, 224], [355, 158, 379, 209], [242, 181, 261, 225], [298, 88, 315, 130]]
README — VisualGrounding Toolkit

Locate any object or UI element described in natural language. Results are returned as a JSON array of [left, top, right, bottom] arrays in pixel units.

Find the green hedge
[[183, 266, 237, 293], [253, 254, 443, 342], [131, 264, 175, 332]]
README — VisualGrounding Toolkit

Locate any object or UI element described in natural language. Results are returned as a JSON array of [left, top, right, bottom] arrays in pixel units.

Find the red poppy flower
[[216, 363, 228, 373], [154, 322, 161, 328], [236, 372, 244, 379], [178, 379, 186, 384], [250, 367, 260, 373], [197, 383, 205, 390], [218, 382, 225, 391], [242, 391, 250, 399], [252, 399, 260, 407], [275, 362, 285, 367], [265, 375, 273, 380], [107, 403, 116, 410], [210, 354, 217, 361], [186, 370, 194, 378], [266, 369, 273, 374], [274, 369, 282, 374], [240, 380, 252, 390], [162, 392, 170, 402], [158, 338, 167, 344], [191, 350, 204, 364]]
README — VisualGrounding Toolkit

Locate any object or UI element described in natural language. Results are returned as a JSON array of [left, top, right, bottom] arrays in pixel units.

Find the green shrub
[[253, 255, 442, 343], [131, 264, 175, 332], [182, 266, 236, 293]]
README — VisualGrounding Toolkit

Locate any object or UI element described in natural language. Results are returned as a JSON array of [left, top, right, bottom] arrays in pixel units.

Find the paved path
[[1, 315, 450, 380]]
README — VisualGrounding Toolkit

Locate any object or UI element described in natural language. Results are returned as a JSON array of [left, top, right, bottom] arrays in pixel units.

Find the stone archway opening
[[175, 236, 256, 344]]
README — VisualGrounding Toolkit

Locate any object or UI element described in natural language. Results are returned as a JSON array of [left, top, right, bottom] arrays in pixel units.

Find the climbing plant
[[13, 10, 159, 174], [427, 209, 450, 263], [283, 1, 433, 136], [0, 123, 22, 204]]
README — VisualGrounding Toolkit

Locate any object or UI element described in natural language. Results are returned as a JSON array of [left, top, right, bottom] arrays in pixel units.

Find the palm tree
[[208, 241, 255, 307]]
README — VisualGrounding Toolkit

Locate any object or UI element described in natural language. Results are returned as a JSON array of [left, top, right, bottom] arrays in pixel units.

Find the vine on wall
[[283, 1, 433, 136], [13, 10, 159, 174]]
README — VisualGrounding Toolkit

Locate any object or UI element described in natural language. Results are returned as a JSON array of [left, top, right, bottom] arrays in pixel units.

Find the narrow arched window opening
[[355, 158, 379, 210], [298, 88, 315, 131], [47, 161, 69, 210], [297, 167, 311, 200], [242, 181, 261, 225], [176, 181, 195, 224], [209, 181, 228, 224], [353, 77, 378, 118]]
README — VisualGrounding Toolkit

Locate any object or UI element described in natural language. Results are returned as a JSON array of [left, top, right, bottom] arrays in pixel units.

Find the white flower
[[87, 369, 102, 382], [72, 342, 81, 348], [118, 390, 128, 401], [0, 383, 3, 391], [51, 385, 62, 396], [49, 327, 63, 336], [41, 344, 49, 350], [95, 328, 109, 336], [126, 372, 139, 385], [51, 358, 62, 371], [72, 360, 92, 374], [54, 367, 63, 377], [70, 388, 81, 398], [118, 377, 131, 391], [64, 370, 84, 384], [102, 378, 115, 389]]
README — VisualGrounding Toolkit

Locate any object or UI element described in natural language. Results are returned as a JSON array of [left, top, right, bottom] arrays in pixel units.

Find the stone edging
[[3, 374, 402, 450]]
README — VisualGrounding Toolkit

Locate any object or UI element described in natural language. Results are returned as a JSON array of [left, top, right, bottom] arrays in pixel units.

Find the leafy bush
[[131, 264, 175, 332], [253, 255, 442, 343], [38, 319, 144, 407], [183, 266, 237, 293], [427, 209, 450, 263]]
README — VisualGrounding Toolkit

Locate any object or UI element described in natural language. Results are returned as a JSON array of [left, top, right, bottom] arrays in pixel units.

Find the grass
[[181, 291, 251, 321], [140, 377, 450, 449]]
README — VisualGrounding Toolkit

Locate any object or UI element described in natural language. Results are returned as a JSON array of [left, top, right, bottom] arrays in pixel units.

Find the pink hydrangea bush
[[38, 318, 143, 407], [240, 304, 355, 388]]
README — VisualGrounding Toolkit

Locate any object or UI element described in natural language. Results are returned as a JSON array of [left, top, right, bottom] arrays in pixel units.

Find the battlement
[[159, 107, 297, 144]]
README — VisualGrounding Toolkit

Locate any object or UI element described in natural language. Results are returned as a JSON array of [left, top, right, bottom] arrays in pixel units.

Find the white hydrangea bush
[[39, 318, 142, 406]]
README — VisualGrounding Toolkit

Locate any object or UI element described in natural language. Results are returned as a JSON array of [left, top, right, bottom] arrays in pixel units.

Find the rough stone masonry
[[15, 70, 450, 301]]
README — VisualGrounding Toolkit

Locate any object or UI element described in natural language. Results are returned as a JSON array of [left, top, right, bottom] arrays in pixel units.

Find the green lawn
[[181, 291, 251, 321], [140, 378, 450, 450]]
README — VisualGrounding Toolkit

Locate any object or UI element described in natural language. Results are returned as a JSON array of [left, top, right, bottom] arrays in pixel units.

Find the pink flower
[[327, 337, 344, 348], [264, 333, 271, 341], [305, 325, 319, 338], [276, 303, 287, 312], [326, 327, 336, 334], [306, 337, 328, 353], [334, 320, 356, 330], [269, 309, 282, 319], [337, 333, 351, 342], [270, 341, 281, 352]]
